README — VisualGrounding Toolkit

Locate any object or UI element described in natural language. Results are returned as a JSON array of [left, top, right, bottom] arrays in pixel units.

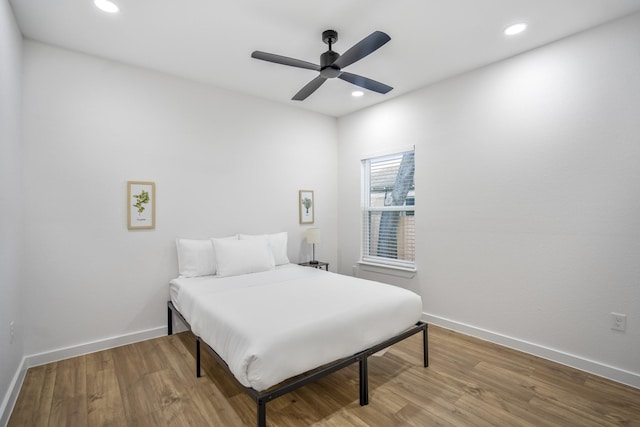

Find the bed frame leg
[[167, 305, 173, 335], [196, 339, 202, 378], [359, 355, 369, 406], [423, 324, 429, 368], [257, 400, 266, 427]]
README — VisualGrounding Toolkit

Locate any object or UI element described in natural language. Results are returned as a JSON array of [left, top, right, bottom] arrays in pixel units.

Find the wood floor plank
[[159, 334, 201, 388], [47, 395, 88, 427], [51, 355, 86, 402], [392, 401, 455, 427], [316, 408, 373, 427], [86, 367, 127, 426], [188, 380, 246, 426], [45, 356, 88, 427], [85, 346, 116, 372], [8, 363, 56, 427], [8, 326, 640, 426]]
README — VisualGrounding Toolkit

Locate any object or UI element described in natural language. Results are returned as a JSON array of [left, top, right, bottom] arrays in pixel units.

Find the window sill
[[357, 261, 417, 279]]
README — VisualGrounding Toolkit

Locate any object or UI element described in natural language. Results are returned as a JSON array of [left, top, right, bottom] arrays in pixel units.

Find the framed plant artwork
[[127, 181, 155, 230], [299, 190, 314, 224]]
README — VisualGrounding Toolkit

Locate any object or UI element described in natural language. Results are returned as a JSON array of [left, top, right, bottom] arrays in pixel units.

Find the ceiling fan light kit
[[251, 29, 393, 101]]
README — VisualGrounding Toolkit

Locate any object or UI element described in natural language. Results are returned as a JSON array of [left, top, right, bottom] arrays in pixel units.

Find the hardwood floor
[[8, 325, 640, 426]]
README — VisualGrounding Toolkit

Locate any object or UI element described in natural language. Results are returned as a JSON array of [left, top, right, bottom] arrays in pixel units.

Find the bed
[[168, 235, 428, 426]]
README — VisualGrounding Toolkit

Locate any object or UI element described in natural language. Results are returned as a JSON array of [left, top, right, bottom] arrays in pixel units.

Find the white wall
[[0, 0, 24, 423], [21, 41, 338, 358], [337, 13, 640, 387]]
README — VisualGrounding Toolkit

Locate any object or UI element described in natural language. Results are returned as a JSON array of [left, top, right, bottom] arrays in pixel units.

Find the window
[[361, 149, 415, 269]]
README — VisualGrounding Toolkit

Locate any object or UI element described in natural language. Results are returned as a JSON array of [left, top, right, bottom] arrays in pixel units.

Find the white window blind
[[361, 150, 415, 269]]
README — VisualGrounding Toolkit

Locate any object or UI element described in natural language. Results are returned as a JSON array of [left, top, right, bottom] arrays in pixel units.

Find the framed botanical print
[[127, 181, 155, 230], [299, 190, 314, 224]]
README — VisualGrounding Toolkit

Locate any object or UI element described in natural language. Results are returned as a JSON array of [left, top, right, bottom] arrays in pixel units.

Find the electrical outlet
[[9, 321, 15, 344], [611, 313, 627, 332]]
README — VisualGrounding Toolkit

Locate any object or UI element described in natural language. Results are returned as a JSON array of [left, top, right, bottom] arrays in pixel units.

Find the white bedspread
[[170, 264, 423, 391]]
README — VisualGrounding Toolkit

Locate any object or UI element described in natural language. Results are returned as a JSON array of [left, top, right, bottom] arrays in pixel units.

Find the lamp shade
[[306, 228, 320, 244]]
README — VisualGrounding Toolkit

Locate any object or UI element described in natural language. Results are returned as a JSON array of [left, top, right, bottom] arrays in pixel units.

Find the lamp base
[[309, 260, 319, 265]]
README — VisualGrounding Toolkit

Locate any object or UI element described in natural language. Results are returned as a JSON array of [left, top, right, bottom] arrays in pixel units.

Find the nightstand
[[299, 261, 329, 271]]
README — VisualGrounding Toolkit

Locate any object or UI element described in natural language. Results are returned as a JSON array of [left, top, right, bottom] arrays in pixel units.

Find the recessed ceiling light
[[352, 90, 364, 97], [94, 0, 119, 13], [504, 23, 527, 36]]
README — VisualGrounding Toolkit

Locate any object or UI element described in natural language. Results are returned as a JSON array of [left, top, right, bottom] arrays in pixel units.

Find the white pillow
[[210, 235, 239, 272], [212, 238, 275, 278], [175, 239, 215, 278], [239, 232, 290, 266]]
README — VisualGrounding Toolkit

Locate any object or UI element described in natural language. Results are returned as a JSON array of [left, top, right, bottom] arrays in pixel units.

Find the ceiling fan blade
[[251, 51, 321, 71], [333, 31, 391, 69], [292, 75, 327, 101], [339, 72, 393, 94]]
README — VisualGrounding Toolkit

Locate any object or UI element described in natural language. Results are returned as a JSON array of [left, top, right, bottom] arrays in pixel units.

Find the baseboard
[[422, 313, 640, 390], [0, 357, 27, 427], [25, 326, 167, 368]]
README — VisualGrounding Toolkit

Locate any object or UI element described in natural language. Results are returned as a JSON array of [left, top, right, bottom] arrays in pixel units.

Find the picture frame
[[127, 181, 155, 230], [299, 190, 314, 224]]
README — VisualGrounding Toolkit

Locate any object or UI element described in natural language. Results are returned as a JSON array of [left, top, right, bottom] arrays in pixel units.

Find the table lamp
[[306, 228, 320, 264]]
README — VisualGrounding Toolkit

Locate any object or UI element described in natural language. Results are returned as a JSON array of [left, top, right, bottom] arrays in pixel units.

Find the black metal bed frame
[[168, 301, 428, 427]]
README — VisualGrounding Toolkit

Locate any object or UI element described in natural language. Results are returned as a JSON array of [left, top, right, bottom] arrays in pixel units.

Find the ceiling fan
[[251, 29, 393, 101]]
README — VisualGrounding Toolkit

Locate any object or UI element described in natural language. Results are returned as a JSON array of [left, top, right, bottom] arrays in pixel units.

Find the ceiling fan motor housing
[[320, 51, 341, 78]]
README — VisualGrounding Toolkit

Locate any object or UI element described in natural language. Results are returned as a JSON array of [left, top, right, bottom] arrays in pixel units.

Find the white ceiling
[[10, 0, 640, 117]]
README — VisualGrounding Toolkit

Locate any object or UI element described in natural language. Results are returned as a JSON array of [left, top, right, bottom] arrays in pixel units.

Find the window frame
[[361, 149, 416, 271]]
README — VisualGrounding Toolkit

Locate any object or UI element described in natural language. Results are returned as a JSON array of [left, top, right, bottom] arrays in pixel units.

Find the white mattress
[[169, 264, 423, 391]]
